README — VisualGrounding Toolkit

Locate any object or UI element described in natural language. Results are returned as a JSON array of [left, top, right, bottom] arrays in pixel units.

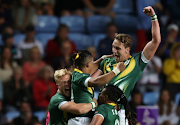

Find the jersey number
[[115, 119, 120, 125]]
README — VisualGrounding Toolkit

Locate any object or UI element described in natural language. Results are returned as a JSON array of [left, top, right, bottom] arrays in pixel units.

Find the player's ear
[[125, 47, 130, 54], [104, 95, 108, 100]]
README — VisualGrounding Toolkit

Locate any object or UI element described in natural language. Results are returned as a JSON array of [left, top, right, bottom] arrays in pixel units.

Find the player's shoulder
[[72, 70, 89, 79], [50, 92, 66, 103], [96, 104, 108, 110], [103, 57, 116, 64]]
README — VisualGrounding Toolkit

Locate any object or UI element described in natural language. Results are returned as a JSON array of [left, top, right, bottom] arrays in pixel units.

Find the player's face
[[58, 74, 71, 98], [87, 57, 95, 74], [98, 89, 107, 105], [112, 39, 129, 62]]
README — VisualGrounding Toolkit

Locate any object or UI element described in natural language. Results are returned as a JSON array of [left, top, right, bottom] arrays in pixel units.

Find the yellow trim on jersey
[[119, 57, 136, 78], [74, 68, 83, 73], [108, 103, 117, 106], [88, 87, 94, 95], [103, 61, 107, 74]]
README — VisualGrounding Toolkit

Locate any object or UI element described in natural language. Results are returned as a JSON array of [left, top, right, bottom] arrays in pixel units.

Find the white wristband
[[91, 101, 97, 111], [101, 55, 107, 59], [112, 67, 121, 75]]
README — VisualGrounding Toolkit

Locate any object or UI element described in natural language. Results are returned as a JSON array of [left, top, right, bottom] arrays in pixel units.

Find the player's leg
[[118, 109, 129, 125], [68, 117, 91, 125]]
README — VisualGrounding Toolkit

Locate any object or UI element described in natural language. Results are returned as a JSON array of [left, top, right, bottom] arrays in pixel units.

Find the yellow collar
[[108, 103, 117, 106], [74, 68, 83, 73]]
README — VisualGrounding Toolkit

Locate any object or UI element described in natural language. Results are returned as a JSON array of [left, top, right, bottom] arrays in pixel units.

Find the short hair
[[57, 24, 69, 32], [106, 22, 117, 29], [54, 69, 72, 83], [25, 25, 35, 32], [114, 33, 133, 49], [167, 23, 179, 32]]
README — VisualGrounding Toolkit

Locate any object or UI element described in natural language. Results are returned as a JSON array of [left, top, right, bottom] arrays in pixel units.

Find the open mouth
[[114, 54, 119, 59], [65, 88, 70, 92]]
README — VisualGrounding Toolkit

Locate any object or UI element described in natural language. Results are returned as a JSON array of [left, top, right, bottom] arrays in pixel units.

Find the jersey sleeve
[[51, 96, 67, 110], [75, 73, 91, 87], [134, 52, 149, 71], [94, 105, 107, 119]]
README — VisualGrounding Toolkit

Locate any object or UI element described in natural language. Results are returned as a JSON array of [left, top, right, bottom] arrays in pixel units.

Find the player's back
[[95, 104, 120, 125]]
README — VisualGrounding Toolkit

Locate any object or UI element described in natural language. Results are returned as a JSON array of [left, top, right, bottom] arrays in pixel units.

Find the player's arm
[[87, 62, 125, 87], [60, 99, 97, 115], [89, 115, 104, 125], [142, 6, 161, 60], [91, 55, 113, 75], [91, 70, 103, 78]]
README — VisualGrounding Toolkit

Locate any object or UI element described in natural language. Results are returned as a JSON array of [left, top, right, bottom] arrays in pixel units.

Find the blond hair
[[54, 69, 72, 83]]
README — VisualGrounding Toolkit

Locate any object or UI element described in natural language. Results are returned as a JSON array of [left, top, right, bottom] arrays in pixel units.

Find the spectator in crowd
[[158, 89, 179, 125], [16, 25, 44, 63], [12, 0, 37, 32], [0, 100, 7, 125], [4, 66, 32, 111], [2, 26, 14, 35], [32, 0, 54, 15], [0, 0, 13, 33], [54, 0, 84, 16], [0, 80, 3, 100], [53, 40, 73, 71], [45, 24, 76, 65], [0, 33, 17, 56], [163, 43, 180, 100], [33, 65, 56, 111], [87, 46, 97, 60], [137, 55, 162, 93], [0, 47, 18, 83], [23, 46, 46, 86], [97, 23, 117, 57], [13, 101, 39, 125], [129, 91, 144, 117], [83, 0, 116, 17], [157, 24, 179, 60]]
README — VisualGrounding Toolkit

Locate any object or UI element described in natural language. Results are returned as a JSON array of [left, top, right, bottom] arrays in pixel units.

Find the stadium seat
[[34, 111, 46, 122], [5, 111, 20, 122], [112, 0, 134, 14], [13, 34, 26, 45], [59, 16, 85, 33], [143, 92, 160, 105], [36, 33, 55, 47], [129, 33, 137, 53], [175, 93, 180, 105], [35, 16, 58, 33], [0, 34, 2, 45], [87, 16, 112, 33], [114, 15, 138, 33], [68, 33, 93, 50], [90, 33, 107, 48]]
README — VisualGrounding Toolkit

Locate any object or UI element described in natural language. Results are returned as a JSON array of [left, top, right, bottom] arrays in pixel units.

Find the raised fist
[[143, 6, 155, 16]]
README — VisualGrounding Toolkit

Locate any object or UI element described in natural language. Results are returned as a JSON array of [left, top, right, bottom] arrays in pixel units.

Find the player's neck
[[81, 67, 90, 75], [122, 54, 131, 62]]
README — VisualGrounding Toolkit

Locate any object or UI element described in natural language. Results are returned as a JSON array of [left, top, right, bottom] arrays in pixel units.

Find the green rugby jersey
[[71, 68, 94, 117], [94, 103, 119, 125], [99, 52, 148, 99], [48, 92, 69, 125]]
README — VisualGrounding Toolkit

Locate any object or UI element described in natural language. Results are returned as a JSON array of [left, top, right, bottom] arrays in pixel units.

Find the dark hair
[[106, 22, 117, 30], [54, 24, 69, 46], [2, 33, 13, 43], [104, 85, 137, 125], [114, 33, 133, 49], [70, 50, 92, 70], [25, 25, 35, 32], [0, 47, 13, 69], [158, 89, 172, 116]]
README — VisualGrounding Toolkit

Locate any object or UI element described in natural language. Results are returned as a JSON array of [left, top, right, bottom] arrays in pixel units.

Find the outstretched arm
[[60, 99, 97, 115], [142, 6, 161, 60]]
